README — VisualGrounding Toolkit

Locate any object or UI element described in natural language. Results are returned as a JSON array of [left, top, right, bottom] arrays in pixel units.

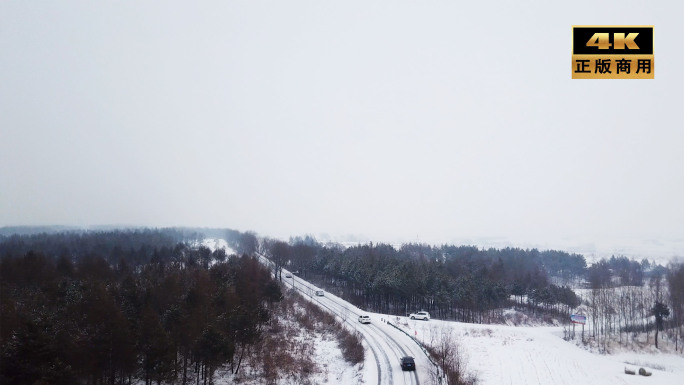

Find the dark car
[[400, 356, 415, 371]]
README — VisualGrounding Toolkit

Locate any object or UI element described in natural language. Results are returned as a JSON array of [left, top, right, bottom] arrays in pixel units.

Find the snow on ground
[[280, 269, 420, 385], [199, 238, 237, 255], [312, 334, 364, 385], [210, 289, 362, 385], [388, 317, 683, 385]]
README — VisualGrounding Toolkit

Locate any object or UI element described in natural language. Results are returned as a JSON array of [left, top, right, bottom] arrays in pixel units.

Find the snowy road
[[279, 270, 432, 385]]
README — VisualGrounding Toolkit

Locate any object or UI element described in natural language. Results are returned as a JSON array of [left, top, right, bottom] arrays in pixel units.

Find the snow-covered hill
[[199, 238, 237, 255]]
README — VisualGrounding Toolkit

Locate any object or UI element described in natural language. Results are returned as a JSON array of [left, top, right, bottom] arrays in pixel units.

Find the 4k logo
[[586, 33, 639, 50], [572, 26, 654, 79]]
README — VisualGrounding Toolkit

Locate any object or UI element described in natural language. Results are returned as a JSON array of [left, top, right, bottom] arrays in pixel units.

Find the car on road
[[285, 272, 292, 278], [409, 311, 430, 321], [315, 290, 324, 296], [400, 356, 416, 371], [358, 315, 371, 324]]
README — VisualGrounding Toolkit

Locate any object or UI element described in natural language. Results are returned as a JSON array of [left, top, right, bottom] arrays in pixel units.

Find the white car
[[358, 315, 371, 324], [285, 272, 292, 278], [409, 311, 430, 321], [315, 290, 325, 296]]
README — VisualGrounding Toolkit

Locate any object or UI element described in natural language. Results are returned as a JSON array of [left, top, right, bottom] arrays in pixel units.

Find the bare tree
[[269, 240, 291, 281], [667, 263, 684, 352], [652, 302, 670, 349], [427, 326, 475, 385]]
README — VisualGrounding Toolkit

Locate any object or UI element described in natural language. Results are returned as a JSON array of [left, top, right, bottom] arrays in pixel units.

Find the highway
[[269, 262, 437, 385]]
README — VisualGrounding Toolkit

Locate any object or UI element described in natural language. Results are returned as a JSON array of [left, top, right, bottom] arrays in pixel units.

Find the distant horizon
[[2, 224, 681, 265]]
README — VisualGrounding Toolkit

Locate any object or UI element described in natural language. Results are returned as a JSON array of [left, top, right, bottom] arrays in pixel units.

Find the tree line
[[0, 230, 282, 385], [261, 239, 584, 323], [583, 256, 682, 352]]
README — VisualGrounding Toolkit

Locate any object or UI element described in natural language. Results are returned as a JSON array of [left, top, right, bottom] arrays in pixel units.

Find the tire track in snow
[[310, 288, 420, 385], [282, 271, 387, 385], [371, 323, 420, 385], [259, 255, 422, 385], [305, 287, 393, 385], [256, 255, 385, 385]]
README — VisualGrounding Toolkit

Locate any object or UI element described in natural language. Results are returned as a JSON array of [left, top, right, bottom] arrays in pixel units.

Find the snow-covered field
[[393, 319, 683, 385]]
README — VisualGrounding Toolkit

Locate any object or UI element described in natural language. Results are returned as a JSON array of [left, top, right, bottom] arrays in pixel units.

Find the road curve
[[283, 268, 428, 385], [257, 255, 433, 385]]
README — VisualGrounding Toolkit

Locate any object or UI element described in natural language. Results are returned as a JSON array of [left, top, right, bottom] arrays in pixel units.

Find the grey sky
[[1, 1, 683, 257]]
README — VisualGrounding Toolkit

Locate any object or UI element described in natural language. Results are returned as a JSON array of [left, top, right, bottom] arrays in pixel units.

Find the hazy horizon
[[1, 224, 681, 265], [2, 2, 683, 261]]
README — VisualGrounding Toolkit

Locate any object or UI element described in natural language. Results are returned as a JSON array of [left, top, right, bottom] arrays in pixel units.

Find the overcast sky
[[1, 1, 683, 257]]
